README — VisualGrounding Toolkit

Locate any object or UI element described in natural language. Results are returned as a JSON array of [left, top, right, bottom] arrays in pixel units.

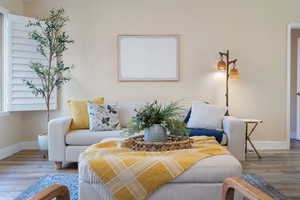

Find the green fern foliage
[[127, 100, 189, 138]]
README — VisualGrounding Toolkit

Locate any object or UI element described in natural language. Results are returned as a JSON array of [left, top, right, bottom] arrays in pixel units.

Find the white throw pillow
[[187, 102, 226, 129], [87, 103, 121, 131]]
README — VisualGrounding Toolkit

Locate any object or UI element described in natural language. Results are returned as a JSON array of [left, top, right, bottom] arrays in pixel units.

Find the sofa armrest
[[223, 116, 245, 161], [48, 117, 72, 162]]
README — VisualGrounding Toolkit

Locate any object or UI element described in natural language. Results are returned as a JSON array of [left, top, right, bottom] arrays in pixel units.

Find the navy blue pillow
[[187, 128, 224, 143], [184, 109, 191, 124]]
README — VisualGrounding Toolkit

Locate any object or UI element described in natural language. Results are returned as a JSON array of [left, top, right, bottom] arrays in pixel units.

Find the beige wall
[[0, 0, 23, 14], [0, 0, 25, 149], [20, 0, 300, 143]]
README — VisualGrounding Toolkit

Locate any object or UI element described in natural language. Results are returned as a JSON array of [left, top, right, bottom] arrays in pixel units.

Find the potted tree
[[128, 100, 188, 142], [24, 8, 74, 157]]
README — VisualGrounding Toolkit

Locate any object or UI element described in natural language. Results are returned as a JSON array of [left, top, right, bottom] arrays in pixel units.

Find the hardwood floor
[[0, 141, 300, 200], [0, 151, 77, 200], [242, 140, 300, 200]]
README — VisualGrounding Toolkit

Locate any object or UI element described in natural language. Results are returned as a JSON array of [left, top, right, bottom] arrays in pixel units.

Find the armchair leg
[[28, 184, 70, 200], [223, 177, 273, 200], [55, 161, 63, 170]]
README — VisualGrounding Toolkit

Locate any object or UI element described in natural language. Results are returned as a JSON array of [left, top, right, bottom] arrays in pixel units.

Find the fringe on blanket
[[79, 159, 116, 200]]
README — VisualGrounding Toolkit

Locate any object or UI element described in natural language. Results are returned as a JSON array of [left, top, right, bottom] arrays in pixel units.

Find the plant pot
[[38, 133, 48, 159], [38, 133, 48, 150], [144, 124, 167, 142]]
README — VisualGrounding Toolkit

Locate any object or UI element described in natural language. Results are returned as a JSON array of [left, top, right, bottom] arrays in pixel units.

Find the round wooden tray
[[127, 135, 192, 152]]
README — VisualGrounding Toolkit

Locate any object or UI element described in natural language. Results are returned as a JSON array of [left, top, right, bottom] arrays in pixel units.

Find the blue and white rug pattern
[[16, 173, 287, 200], [15, 174, 79, 200]]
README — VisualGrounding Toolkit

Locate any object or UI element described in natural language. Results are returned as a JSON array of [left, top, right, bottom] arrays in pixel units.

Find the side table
[[242, 119, 263, 159]]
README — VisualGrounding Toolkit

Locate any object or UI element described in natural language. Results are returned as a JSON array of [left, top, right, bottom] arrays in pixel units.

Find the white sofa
[[48, 102, 246, 169]]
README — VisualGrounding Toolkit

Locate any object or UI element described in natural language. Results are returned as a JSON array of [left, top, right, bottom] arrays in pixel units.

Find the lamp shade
[[217, 60, 227, 71], [229, 67, 240, 78]]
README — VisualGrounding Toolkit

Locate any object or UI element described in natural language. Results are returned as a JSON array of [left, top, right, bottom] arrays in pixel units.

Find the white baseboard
[[0, 143, 23, 160], [22, 141, 39, 150], [248, 141, 289, 150], [0, 141, 38, 160]]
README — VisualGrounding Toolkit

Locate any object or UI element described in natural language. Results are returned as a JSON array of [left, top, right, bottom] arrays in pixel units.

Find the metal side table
[[242, 119, 263, 159]]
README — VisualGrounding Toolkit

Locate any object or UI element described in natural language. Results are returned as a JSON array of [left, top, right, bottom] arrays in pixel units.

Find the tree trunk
[[47, 106, 50, 123], [46, 95, 50, 123]]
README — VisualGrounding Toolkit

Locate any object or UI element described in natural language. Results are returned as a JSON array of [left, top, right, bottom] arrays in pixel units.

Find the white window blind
[[6, 14, 57, 111]]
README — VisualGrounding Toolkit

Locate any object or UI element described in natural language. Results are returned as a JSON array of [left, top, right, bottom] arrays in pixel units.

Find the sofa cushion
[[66, 129, 126, 146], [113, 101, 201, 128], [117, 101, 191, 128], [117, 102, 145, 128], [187, 102, 226, 130], [87, 103, 121, 131], [68, 97, 105, 130], [79, 154, 241, 184]]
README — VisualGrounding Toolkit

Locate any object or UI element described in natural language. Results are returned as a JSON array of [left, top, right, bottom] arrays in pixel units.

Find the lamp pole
[[218, 50, 237, 116], [226, 50, 229, 110]]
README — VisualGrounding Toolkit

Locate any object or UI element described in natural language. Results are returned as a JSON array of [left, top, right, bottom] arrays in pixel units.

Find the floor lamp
[[217, 50, 240, 115]]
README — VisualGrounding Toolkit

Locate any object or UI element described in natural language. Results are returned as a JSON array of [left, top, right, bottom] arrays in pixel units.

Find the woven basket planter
[[127, 135, 192, 152]]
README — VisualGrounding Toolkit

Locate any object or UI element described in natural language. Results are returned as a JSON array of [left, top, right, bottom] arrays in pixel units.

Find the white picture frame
[[118, 35, 179, 81]]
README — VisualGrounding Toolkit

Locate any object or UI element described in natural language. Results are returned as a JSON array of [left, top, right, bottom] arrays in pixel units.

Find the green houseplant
[[128, 100, 188, 142], [24, 8, 74, 122], [24, 8, 74, 156]]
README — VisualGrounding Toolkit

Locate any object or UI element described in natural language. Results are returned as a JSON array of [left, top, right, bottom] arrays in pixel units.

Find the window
[[0, 13, 3, 112], [0, 8, 57, 113]]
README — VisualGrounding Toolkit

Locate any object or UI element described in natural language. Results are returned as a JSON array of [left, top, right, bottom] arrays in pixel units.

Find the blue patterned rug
[[241, 174, 287, 200], [16, 173, 287, 200], [15, 174, 78, 200]]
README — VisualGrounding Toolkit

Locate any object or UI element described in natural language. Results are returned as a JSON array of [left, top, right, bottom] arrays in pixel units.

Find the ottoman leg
[[55, 161, 63, 170]]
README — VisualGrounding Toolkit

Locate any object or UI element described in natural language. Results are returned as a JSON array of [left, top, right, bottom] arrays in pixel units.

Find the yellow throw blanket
[[80, 136, 230, 200]]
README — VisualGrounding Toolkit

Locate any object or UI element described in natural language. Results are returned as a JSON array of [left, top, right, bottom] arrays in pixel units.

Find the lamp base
[[225, 110, 230, 116]]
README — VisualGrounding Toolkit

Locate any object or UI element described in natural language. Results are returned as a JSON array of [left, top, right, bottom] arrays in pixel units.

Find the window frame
[[0, 7, 10, 116]]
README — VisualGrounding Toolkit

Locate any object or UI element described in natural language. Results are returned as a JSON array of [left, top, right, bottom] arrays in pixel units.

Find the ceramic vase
[[144, 124, 167, 142]]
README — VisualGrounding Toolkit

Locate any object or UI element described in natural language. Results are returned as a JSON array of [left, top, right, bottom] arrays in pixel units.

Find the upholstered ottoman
[[79, 154, 242, 200]]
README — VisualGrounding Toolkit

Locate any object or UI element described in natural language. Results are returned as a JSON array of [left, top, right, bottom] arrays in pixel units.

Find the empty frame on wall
[[118, 35, 179, 81]]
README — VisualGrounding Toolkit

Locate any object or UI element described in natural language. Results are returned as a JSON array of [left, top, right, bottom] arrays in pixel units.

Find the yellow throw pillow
[[68, 97, 104, 130]]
